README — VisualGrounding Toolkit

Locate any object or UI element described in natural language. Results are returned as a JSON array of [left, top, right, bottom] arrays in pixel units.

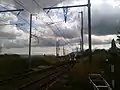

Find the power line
[[43, 0, 92, 62], [14, 0, 58, 39], [5, 0, 45, 36], [14, 0, 44, 32], [1, 1, 73, 52], [32, 0, 73, 48], [14, 0, 30, 13], [46, 14, 73, 49], [33, 0, 72, 51], [0, 9, 24, 12], [45, 10, 76, 50], [0, 6, 56, 47], [35, 15, 58, 37], [32, 0, 73, 50], [14, 0, 58, 48], [43, 4, 88, 10], [33, 0, 64, 37], [31, 34, 55, 46]]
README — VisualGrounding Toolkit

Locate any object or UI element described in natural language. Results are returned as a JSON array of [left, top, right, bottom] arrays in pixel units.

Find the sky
[[0, 0, 120, 55]]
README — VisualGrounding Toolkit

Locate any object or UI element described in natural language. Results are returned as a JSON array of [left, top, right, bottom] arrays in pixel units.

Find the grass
[[101, 54, 120, 89], [1, 51, 119, 90], [42, 56, 62, 64], [0, 55, 28, 79], [0, 54, 60, 80], [66, 51, 120, 90], [67, 52, 106, 89], [50, 51, 107, 90]]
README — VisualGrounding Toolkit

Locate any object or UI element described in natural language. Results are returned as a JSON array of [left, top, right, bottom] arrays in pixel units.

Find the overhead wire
[[13, 0, 45, 34], [1, 0, 73, 53], [32, 0, 73, 50], [32, 0, 64, 37], [14, 0, 58, 37], [13, 0, 57, 46], [46, 10, 74, 50], [0, 5, 56, 47], [14, 0, 59, 46], [45, 6, 75, 50], [15, 0, 73, 51]]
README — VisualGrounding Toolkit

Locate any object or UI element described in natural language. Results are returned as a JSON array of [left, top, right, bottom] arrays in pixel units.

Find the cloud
[[91, 2, 120, 35], [32, 36, 56, 47], [91, 35, 117, 45], [66, 34, 117, 46], [0, 0, 120, 51], [0, 7, 29, 48], [0, 0, 65, 18], [0, 13, 22, 39], [2, 47, 57, 55], [3, 41, 25, 48]]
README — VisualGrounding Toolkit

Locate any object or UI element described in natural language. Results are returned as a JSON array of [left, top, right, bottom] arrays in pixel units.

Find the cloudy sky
[[0, 0, 120, 55]]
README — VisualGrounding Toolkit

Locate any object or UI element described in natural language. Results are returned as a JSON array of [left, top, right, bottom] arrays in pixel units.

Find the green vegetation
[[0, 49, 120, 90], [53, 49, 120, 90], [101, 50, 120, 89], [66, 51, 107, 90], [49, 50, 108, 90], [0, 54, 60, 80], [0, 54, 28, 80]]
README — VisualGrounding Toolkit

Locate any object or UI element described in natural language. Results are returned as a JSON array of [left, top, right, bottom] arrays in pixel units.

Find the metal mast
[[79, 11, 84, 52], [29, 14, 32, 69], [88, 0, 92, 62]]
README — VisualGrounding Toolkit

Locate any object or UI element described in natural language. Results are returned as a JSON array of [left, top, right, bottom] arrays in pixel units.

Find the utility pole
[[63, 45, 65, 56], [76, 47, 79, 53], [88, 0, 92, 63], [79, 11, 84, 52], [56, 40, 60, 57], [79, 39, 82, 51], [29, 14, 32, 69], [109, 39, 117, 89], [81, 11, 84, 52]]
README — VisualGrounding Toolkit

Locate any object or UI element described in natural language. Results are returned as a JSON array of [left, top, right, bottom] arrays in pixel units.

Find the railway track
[[0, 61, 76, 90], [0, 61, 70, 84]]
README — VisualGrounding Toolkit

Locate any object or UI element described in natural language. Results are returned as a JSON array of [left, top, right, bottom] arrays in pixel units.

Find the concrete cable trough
[[88, 74, 112, 90]]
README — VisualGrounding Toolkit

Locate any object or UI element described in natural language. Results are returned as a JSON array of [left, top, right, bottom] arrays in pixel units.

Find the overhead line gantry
[[43, 0, 92, 62]]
